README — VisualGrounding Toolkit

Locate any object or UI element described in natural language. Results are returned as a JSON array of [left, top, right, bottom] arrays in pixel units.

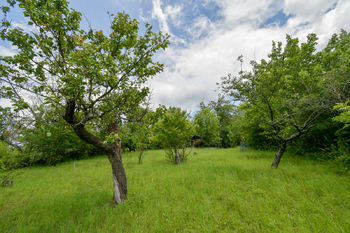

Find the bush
[[336, 126, 350, 155], [165, 148, 192, 164], [0, 141, 38, 169], [0, 169, 17, 187], [0, 120, 103, 169], [335, 155, 350, 172], [153, 107, 194, 163], [21, 122, 99, 166]]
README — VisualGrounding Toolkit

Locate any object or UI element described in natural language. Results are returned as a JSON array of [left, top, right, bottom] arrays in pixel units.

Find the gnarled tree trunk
[[271, 141, 287, 168], [107, 144, 127, 204], [64, 99, 127, 204]]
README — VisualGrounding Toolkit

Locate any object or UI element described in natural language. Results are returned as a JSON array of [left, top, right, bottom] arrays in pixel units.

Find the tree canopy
[[221, 33, 332, 167], [0, 0, 169, 204], [153, 107, 194, 163], [194, 107, 221, 147]]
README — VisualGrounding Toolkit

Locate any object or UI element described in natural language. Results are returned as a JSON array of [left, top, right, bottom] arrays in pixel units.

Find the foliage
[[0, 171, 15, 187], [285, 30, 350, 164], [225, 115, 243, 148], [221, 102, 279, 150], [287, 115, 340, 155], [271, 30, 350, 166], [332, 102, 350, 170], [240, 116, 279, 150], [193, 107, 221, 147], [153, 107, 194, 162], [207, 96, 242, 147], [0, 106, 24, 151], [121, 106, 165, 163], [0, 141, 34, 169], [0, 0, 169, 147], [224, 33, 326, 139], [321, 30, 350, 105], [221, 33, 334, 167], [335, 155, 350, 172], [0, 103, 100, 168], [217, 30, 350, 168], [22, 121, 99, 166], [333, 102, 350, 125], [0, 156, 19, 187], [1, 0, 169, 203]]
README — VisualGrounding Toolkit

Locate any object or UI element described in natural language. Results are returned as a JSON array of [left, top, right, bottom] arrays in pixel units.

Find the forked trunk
[[107, 146, 127, 204], [271, 141, 287, 168], [175, 149, 183, 164]]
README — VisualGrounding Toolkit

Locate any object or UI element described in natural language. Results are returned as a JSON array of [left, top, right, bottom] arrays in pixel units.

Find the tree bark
[[105, 123, 127, 204], [138, 148, 144, 164], [271, 141, 287, 168], [175, 149, 183, 164], [107, 144, 127, 204]]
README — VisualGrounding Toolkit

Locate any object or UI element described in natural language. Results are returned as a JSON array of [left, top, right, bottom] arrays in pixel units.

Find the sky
[[1, 0, 350, 112]]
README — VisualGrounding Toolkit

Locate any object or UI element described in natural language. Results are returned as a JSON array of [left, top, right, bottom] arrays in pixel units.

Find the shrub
[[153, 107, 194, 164]]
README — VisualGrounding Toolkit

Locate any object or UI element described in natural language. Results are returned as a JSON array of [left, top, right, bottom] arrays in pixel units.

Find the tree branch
[[63, 99, 107, 150]]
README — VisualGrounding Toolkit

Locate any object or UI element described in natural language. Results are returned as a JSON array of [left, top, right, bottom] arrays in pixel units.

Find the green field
[[1, 148, 350, 232]]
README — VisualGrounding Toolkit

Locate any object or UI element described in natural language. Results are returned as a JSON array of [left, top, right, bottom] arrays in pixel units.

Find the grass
[[1, 147, 350, 232]]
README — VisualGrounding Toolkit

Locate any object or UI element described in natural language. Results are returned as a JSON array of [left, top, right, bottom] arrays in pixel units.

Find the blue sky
[[1, 0, 350, 112]]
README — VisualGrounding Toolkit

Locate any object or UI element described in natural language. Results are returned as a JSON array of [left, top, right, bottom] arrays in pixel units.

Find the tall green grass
[[1, 148, 350, 232]]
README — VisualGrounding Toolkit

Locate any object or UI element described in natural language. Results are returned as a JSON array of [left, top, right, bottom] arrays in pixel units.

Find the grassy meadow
[[1, 148, 350, 232]]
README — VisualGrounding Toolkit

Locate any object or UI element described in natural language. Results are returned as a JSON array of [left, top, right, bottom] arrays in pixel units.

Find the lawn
[[1, 148, 350, 232]]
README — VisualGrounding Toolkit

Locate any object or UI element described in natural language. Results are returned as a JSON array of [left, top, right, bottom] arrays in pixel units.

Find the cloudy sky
[[1, 0, 350, 112]]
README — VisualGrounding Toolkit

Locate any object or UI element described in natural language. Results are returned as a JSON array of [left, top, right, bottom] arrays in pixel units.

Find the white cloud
[[213, 0, 282, 26], [187, 15, 215, 40], [283, 0, 337, 22], [151, 0, 170, 34], [283, 0, 350, 47], [151, 0, 185, 44], [149, 25, 284, 111], [0, 45, 16, 57], [164, 4, 183, 27], [148, 0, 350, 113]]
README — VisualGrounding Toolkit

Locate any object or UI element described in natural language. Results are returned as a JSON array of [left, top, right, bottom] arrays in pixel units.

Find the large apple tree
[[0, 0, 169, 204]]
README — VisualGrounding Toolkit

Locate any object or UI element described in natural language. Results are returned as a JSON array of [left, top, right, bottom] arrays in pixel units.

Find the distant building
[[190, 135, 201, 147]]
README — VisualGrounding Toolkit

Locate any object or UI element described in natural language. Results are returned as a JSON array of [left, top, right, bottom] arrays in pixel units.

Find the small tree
[[193, 107, 221, 147], [207, 96, 239, 147], [0, 0, 169, 203], [121, 106, 164, 164], [153, 107, 194, 164]]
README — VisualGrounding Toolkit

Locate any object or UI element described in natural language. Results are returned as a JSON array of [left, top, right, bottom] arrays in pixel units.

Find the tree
[[1, 0, 169, 203], [221, 33, 328, 168], [194, 107, 221, 147], [207, 95, 240, 147], [321, 30, 350, 105], [153, 107, 194, 164], [21, 105, 98, 166], [121, 106, 164, 164]]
